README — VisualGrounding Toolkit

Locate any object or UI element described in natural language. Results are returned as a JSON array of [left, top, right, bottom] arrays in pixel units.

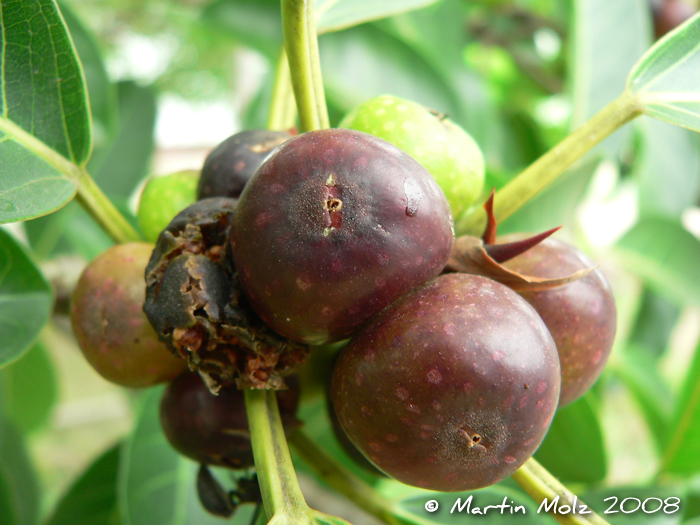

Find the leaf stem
[[244, 389, 352, 524], [281, 0, 330, 132], [511, 458, 610, 525], [75, 168, 141, 244], [288, 431, 434, 525], [456, 91, 642, 236], [267, 47, 298, 131]]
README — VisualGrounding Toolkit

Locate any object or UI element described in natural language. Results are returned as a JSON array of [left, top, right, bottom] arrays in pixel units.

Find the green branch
[[289, 431, 436, 525], [244, 389, 352, 525], [456, 91, 642, 236], [281, 0, 330, 132], [75, 169, 141, 244], [512, 458, 610, 525], [267, 47, 298, 131]]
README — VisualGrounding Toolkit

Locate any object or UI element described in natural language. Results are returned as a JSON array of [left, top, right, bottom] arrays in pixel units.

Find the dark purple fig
[[652, 0, 696, 39], [500, 236, 616, 407], [71, 243, 187, 388], [160, 372, 300, 468], [198, 130, 292, 200], [332, 273, 560, 492], [232, 128, 454, 345]]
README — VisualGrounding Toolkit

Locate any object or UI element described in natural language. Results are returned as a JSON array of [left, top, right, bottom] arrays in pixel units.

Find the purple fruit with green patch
[[232, 128, 454, 345]]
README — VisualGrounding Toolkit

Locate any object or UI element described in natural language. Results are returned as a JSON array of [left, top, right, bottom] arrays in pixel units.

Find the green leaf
[[58, 1, 118, 155], [319, 24, 463, 122], [534, 394, 607, 484], [570, 0, 651, 156], [46, 443, 121, 525], [118, 386, 254, 525], [635, 119, 700, 219], [399, 485, 557, 524], [614, 216, 700, 306], [201, 0, 281, 59], [662, 337, 700, 474], [0, 341, 57, 433], [628, 12, 700, 132], [609, 346, 673, 454], [90, 81, 157, 200], [628, 288, 681, 359], [0, 0, 92, 223], [0, 229, 53, 368], [315, 0, 440, 34], [0, 418, 40, 525]]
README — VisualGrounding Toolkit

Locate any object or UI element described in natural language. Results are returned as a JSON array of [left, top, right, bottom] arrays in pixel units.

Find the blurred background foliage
[[3, 0, 700, 524]]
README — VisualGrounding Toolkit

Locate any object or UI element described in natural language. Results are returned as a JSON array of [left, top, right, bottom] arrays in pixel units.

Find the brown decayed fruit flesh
[[232, 128, 455, 345], [500, 235, 616, 406], [71, 242, 187, 388], [331, 273, 560, 492]]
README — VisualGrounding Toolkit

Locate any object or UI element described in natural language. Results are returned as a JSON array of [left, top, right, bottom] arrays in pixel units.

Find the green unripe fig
[[339, 95, 485, 219], [137, 170, 199, 242]]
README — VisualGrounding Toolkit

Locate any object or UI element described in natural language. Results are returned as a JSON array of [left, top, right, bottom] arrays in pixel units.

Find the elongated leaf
[[0, 419, 40, 525], [0, 0, 91, 223], [614, 216, 700, 306], [570, 0, 650, 156], [662, 337, 700, 474], [399, 485, 557, 524], [315, 0, 439, 34], [47, 444, 121, 525], [629, 12, 700, 132], [0, 229, 53, 367], [119, 386, 255, 525], [534, 395, 606, 483], [0, 341, 57, 433]]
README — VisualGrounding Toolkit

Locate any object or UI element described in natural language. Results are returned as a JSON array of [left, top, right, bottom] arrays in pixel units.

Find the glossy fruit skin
[[501, 236, 616, 407], [137, 170, 199, 242], [232, 128, 455, 345], [160, 372, 300, 468], [340, 95, 485, 219], [71, 243, 187, 388], [198, 130, 292, 200], [332, 273, 560, 492]]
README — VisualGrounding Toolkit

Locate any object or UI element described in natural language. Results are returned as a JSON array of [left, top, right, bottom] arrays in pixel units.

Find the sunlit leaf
[[0, 0, 91, 223], [118, 386, 256, 525], [0, 419, 40, 525], [0, 229, 53, 368], [46, 444, 120, 525], [534, 395, 606, 483], [662, 338, 700, 474], [570, 0, 651, 156], [315, 0, 439, 34], [614, 216, 700, 306], [0, 342, 57, 433], [628, 12, 700, 132]]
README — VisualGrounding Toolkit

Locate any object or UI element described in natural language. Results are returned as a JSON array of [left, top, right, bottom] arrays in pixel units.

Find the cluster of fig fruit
[[69, 94, 616, 505]]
